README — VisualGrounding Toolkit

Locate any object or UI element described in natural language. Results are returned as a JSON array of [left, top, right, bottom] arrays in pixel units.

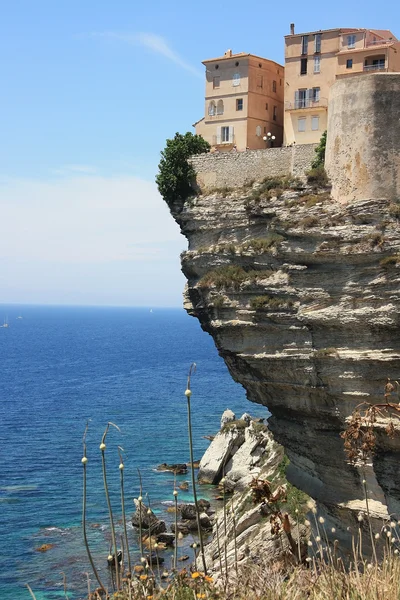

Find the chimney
[[224, 49, 233, 57], [290, 23, 295, 35]]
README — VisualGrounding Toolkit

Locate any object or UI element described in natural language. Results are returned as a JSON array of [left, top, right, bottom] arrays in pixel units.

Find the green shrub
[[199, 266, 274, 291], [212, 295, 225, 308], [156, 132, 210, 207], [221, 419, 247, 433], [306, 165, 329, 187], [314, 347, 338, 358], [367, 232, 384, 247], [389, 202, 400, 219], [250, 295, 293, 311], [380, 255, 400, 269], [241, 234, 284, 253], [298, 215, 319, 228], [311, 130, 327, 169]]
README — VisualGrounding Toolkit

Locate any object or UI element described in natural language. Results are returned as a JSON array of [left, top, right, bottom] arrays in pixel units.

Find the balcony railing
[[363, 63, 386, 71], [285, 97, 328, 110], [366, 38, 395, 47], [212, 134, 236, 146]]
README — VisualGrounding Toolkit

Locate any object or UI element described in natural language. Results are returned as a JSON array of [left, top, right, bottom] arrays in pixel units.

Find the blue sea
[[0, 305, 267, 600]]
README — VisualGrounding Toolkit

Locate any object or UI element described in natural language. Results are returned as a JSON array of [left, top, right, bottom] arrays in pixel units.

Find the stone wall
[[326, 73, 400, 203], [190, 144, 317, 190]]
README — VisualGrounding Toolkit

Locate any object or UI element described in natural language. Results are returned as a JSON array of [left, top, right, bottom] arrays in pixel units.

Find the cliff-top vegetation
[[156, 132, 210, 207]]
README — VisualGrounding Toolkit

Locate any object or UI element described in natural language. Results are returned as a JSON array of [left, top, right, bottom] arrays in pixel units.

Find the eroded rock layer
[[169, 182, 400, 548]]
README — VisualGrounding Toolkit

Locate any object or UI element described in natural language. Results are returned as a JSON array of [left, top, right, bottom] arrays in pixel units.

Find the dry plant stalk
[[185, 363, 208, 575], [100, 421, 121, 590], [341, 379, 400, 464], [118, 446, 132, 575], [81, 422, 106, 593]]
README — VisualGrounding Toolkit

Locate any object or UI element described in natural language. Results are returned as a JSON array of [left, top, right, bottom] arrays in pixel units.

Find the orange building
[[284, 25, 400, 145], [194, 50, 284, 151]]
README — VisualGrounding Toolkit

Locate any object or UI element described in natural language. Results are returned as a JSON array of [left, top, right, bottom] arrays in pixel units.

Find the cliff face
[[169, 179, 400, 548]]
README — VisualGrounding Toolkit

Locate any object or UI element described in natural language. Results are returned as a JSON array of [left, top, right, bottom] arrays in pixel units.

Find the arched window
[[216, 100, 224, 115], [232, 73, 240, 86], [208, 101, 216, 116]]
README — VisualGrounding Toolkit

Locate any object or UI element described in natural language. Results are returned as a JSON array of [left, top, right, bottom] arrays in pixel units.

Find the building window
[[347, 34, 356, 49], [213, 76, 220, 89], [314, 56, 321, 73], [311, 116, 319, 131], [301, 35, 309, 55], [300, 58, 308, 75], [312, 87, 320, 102], [257, 74, 263, 88], [256, 125, 262, 137], [265, 102, 269, 110], [216, 100, 224, 115], [295, 89, 307, 109], [208, 101, 216, 116], [272, 80, 277, 92], [273, 106, 277, 121], [314, 33, 321, 53], [236, 98, 243, 111], [298, 117, 306, 132], [232, 73, 240, 86], [346, 58, 353, 69], [221, 126, 231, 142]]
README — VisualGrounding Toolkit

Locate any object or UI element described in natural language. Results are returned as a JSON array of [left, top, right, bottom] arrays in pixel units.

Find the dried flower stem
[[101, 422, 121, 590], [186, 363, 207, 575], [118, 447, 131, 575], [82, 423, 106, 593], [137, 468, 144, 559]]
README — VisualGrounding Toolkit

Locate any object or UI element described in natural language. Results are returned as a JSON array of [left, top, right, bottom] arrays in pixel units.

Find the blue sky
[[1, 1, 399, 306]]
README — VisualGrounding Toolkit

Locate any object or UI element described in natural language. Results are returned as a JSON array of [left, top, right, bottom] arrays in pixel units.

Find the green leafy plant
[[156, 133, 210, 207], [199, 266, 274, 291], [250, 295, 294, 311], [306, 165, 329, 187], [311, 130, 327, 169]]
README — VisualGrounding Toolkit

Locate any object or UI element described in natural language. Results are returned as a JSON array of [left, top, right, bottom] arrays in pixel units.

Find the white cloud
[[93, 31, 202, 78], [0, 174, 187, 305], [51, 164, 98, 176]]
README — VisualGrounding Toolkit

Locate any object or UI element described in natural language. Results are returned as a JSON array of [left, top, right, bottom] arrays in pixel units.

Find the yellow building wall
[[196, 53, 284, 151]]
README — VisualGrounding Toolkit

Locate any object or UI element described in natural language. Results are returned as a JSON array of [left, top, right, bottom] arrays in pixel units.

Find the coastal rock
[[240, 413, 252, 424], [220, 409, 235, 428], [198, 415, 277, 489], [198, 422, 246, 484], [157, 463, 188, 474], [132, 499, 166, 534], [156, 532, 175, 546]]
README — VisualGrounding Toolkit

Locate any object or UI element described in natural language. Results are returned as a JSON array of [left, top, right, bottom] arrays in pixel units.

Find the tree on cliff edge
[[156, 132, 210, 207]]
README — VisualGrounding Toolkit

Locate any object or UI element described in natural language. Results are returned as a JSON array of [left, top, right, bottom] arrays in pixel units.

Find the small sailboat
[[16, 315, 23, 320], [1, 316, 9, 328]]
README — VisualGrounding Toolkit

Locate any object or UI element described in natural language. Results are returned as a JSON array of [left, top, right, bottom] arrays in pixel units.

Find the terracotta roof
[[285, 27, 358, 38], [192, 117, 204, 127], [202, 53, 282, 67], [202, 52, 249, 64], [285, 27, 397, 40], [369, 29, 397, 40]]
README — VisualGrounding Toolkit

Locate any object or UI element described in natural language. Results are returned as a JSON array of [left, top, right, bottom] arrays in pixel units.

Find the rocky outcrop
[[199, 416, 280, 489], [168, 171, 400, 552], [197, 414, 306, 574], [132, 499, 166, 534]]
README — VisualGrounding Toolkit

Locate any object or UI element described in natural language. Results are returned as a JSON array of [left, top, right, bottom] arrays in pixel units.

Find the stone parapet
[[190, 144, 317, 191]]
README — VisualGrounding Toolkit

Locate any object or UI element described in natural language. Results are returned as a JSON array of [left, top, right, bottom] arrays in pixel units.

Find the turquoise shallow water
[[0, 305, 267, 599]]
